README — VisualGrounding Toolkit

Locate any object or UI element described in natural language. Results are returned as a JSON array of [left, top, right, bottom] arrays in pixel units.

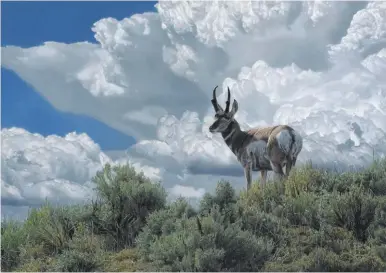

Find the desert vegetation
[[2, 159, 386, 272]]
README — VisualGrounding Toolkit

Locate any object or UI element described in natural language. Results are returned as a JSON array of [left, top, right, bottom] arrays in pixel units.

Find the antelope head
[[209, 86, 239, 133]]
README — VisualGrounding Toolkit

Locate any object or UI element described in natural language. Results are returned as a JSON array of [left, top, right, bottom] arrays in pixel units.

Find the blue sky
[[2, 1, 157, 150]]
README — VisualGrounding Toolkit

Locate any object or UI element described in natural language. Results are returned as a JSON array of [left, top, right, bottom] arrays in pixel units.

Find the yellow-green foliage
[[23, 203, 78, 255], [239, 179, 285, 214], [284, 163, 326, 197], [15, 255, 56, 272], [90, 163, 167, 250], [2, 160, 386, 272], [104, 248, 152, 272], [1, 220, 27, 271], [50, 225, 107, 272]]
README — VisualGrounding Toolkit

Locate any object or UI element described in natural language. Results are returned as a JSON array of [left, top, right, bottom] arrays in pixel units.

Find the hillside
[[2, 159, 386, 272]]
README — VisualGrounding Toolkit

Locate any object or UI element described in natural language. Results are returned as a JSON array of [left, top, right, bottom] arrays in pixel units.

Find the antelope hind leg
[[244, 165, 252, 191], [271, 162, 285, 181], [285, 157, 293, 177]]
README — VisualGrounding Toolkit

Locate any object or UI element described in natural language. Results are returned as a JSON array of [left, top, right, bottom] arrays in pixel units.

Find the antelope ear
[[229, 99, 238, 117]]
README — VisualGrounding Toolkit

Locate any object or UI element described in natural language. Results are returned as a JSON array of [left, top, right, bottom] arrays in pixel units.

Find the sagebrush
[[2, 159, 386, 272]]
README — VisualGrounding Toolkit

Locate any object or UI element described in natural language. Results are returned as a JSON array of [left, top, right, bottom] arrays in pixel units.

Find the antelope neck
[[221, 121, 250, 155]]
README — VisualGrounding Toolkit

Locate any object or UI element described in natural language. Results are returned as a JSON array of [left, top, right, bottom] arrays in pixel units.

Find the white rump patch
[[275, 130, 293, 154]]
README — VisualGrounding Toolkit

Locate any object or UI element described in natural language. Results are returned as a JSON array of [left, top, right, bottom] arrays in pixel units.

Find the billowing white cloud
[[328, 1, 386, 62], [3, 1, 378, 140], [1, 128, 211, 220], [2, 1, 386, 218], [1, 128, 107, 219]]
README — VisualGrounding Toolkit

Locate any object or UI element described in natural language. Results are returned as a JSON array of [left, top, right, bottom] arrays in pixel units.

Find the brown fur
[[209, 86, 302, 190], [244, 125, 299, 185], [247, 125, 291, 142]]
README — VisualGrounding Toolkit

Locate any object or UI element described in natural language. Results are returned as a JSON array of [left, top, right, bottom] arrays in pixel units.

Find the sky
[[1, 1, 386, 221], [1, 1, 157, 150]]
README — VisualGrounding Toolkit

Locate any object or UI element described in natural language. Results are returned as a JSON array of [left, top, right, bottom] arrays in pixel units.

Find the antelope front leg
[[260, 170, 267, 187], [244, 165, 252, 191]]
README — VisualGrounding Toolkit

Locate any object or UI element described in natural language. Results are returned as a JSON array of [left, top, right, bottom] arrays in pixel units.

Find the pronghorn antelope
[[208, 86, 303, 190]]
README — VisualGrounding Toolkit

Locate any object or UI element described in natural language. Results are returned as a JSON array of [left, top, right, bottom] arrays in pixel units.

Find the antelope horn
[[211, 85, 220, 112], [225, 87, 231, 113]]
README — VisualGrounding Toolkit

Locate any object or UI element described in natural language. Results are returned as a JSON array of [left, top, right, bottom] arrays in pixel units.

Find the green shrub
[[239, 206, 287, 247], [321, 159, 386, 195], [136, 198, 196, 259], [284, 163, 327, 197], [371, 197, 386, 234], [239, 180, 285, 214], [199, 180, 239, 226], [3, 159, 386, 272], [1, 220, 27, 271], [282, 191, 323, 230], [144, 198, 195, 235], [138, 206, 274, 271], [50, 223, 106, 272], [104, 248, 153, 272], [339, 244, 386, 271], [363, 159, 386, 195], [89, 163, 167, 250], [15, 256, 57, 272], [265, 234, 385, 271], [17, 243, 61, 272], [22, 203, 79, 255], [53, 249, 102, 272], [326, 184, 378, 242], [199, 180, 237, 212], [264, 247, 341, 272], [368, 197, 386, 264]]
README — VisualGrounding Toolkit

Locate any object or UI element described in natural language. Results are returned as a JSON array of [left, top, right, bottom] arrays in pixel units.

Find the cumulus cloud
[[1, 128, 105, 219], [1, 128, 209, 220], [2, 1, 386, 218]]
